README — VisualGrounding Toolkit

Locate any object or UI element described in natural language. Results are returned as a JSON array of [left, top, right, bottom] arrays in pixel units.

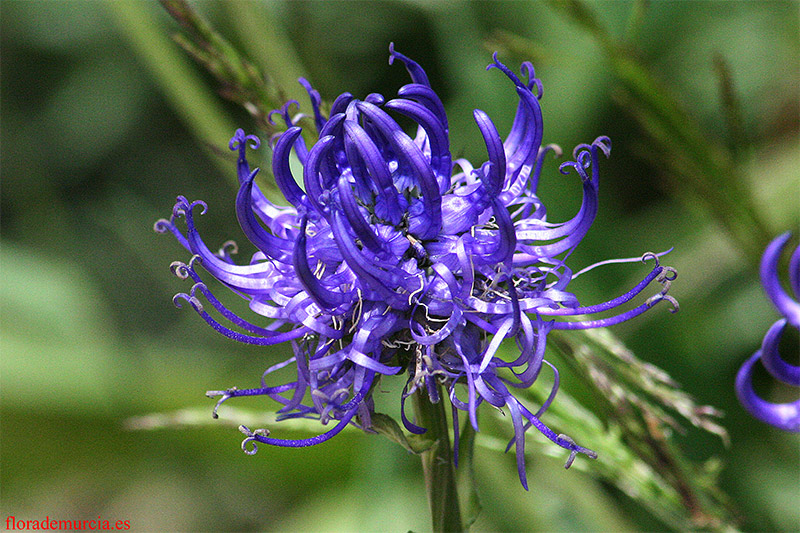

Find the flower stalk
[[413, 386, 463, 533]]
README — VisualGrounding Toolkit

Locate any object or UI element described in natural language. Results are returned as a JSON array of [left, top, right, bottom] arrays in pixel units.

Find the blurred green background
[[1, 1, 798, 531]]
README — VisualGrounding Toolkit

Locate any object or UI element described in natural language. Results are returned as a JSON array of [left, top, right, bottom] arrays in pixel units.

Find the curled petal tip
[[663, 295, 680, 313], [267, 110, 281, 126], [172, 292, 203, 313], [228, 128, 245, 151], [486, 51, 500, 71], [759, 319, 800, 386], [641, 251, 660, 266], [659, 266, 678, 283], [229, 129, 260, 151], [557, 434, 597, 468], [169, 261, 190, 279], [173, 198, 207, 218], [239, 425, 261, 455], [736, 351, 800, 432], [645, 293, 679, 313], [593, 136, 612, 156], [153, 219, 171, 233], [761, 233, 800, 328]]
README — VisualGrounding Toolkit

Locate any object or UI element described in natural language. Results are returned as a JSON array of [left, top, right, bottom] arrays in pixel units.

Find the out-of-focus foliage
[[2, 1, 798, 531]]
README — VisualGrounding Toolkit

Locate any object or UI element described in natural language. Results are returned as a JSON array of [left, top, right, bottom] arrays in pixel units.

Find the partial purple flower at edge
[[155, 44, 679, 489], [735, 232, 800, 432]]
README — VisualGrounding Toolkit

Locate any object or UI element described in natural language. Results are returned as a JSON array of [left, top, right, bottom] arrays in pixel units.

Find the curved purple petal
[[357, 101, 442, 239], [473, 109, 506, 196], [293, 216, 349, 311], [735, 351, 800, 432], [271, 127, 308, 208], [342, 121, 404, 225], [330, 211, 410, 310], [761, 232, 800, 328], [759, 319, 800, 386], [336, 174, 385, 254], [385, 97, 451, 183], [389, 42, 431, 87], [299, 77, 326, 133], [235, 169, 293, 262], [397, 83, 449, 136]]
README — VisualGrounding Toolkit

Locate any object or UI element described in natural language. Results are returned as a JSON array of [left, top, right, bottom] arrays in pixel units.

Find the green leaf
[[0, 246, 116, 413], [369, 412, 436, 455], [544, 328, 736, 530], [105, 0, 238, 182], [157, 0, 290, 135], [456, 419, 482, 529], [479, 388, 693, 530], [523, 0, 773, 263], [125, 406, 331, 435]]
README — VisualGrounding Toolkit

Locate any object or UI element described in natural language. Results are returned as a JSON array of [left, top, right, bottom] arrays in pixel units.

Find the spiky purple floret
[[735, 233, 800, 432], [156, 44, 679, 489]]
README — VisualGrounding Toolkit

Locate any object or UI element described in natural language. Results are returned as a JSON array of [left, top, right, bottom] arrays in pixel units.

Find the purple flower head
[[735, 232, 800, 432], [156, 45, 679, 488]]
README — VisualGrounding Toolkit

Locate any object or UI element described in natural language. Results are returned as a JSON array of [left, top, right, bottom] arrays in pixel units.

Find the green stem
[[547, 0, 773, 263], [106, 1, 238, 182], [413, 387, 463, 533]]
